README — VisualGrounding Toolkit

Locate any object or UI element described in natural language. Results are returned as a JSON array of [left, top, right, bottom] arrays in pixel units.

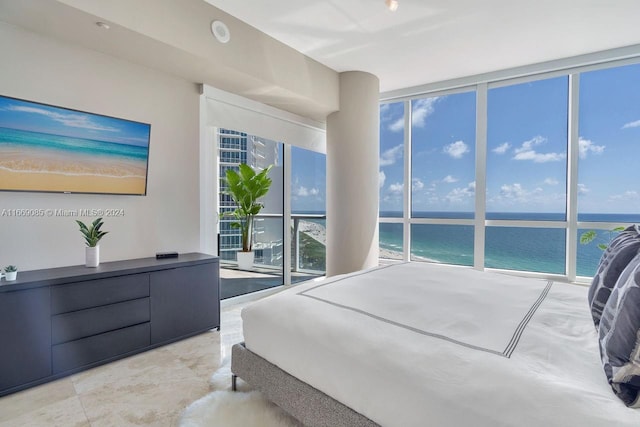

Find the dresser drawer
[[52, 322, 150, 374], [51, 274, 149, 314], [52, 298, 150, 345]]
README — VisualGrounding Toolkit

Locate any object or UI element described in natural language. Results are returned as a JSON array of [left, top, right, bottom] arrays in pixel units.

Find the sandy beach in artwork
[[0, 145, 147, 194], [0, 168, 146, 194]]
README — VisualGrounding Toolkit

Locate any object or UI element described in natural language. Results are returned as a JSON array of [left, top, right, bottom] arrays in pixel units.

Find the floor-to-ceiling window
[[291, 146, 326, 280], [204, 86, 327, 298], [218, 128, 284, 299], [379, 58, 640, 282], [410, 91, 476, 266], [576, 63, 640, 277], [379, 101, 405, 260], [485, 76, 568, 274]]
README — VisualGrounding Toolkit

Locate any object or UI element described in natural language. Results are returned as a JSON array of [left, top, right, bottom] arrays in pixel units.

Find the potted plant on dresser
[[76, 217, 109, 267], [3, 265, 18, 281], [223, 163, 273, 270]]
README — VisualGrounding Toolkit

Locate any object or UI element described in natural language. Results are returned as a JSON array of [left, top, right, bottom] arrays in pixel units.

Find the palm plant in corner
[[76, 217, 109, 268], [223, 164, 273, 270], [580, 227, 625, 251]]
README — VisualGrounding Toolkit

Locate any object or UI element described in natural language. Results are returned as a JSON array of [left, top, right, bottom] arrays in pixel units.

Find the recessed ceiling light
[[211, 20, 231, 44], [385, 0, 399, 11], [96, 21, 110, 30]]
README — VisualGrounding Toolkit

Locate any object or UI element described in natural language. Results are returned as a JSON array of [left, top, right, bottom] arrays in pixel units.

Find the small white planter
[[86, 245, 100, 268], [4, 271, 17, 281], [237, 251, 254, 270]]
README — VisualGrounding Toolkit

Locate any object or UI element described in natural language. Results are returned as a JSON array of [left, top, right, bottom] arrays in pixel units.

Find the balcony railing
[[218, 213, 326, 275], [292, 214, 326, 274]]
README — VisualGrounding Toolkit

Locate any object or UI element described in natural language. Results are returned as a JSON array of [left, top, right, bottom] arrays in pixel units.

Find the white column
[[326, 71, 380, 276]]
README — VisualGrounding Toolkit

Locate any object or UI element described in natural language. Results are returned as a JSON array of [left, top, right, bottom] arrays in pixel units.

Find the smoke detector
[[211, 20, 230, 44]]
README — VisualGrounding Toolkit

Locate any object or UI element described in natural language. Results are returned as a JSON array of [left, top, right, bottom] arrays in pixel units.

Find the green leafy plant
[[580, 227, 625, 251], [4, 265, 17, 273], [76, 217, 109, 247], [223, 164, 273, 252]]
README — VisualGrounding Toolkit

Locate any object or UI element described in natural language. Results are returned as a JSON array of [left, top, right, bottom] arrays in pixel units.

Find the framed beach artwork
[[0, 95, 151, 195]]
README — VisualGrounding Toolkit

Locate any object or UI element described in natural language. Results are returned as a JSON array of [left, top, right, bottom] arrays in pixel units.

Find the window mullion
[[403, 100, 412, 262], [474, 83, 488, 270], [566, 74, 580, 282]]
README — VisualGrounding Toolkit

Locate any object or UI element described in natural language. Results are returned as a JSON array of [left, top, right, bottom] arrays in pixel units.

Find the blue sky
[[0, 96, 150, 147], [291, 146, 326, 213], [380, 62, 640, 216]]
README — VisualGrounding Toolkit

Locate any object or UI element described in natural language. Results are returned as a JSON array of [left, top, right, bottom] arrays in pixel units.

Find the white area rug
[[179, 354, 301, 427]]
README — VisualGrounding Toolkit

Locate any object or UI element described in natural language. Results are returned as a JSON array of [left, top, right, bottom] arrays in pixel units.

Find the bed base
[[231, 342, 380, 427]]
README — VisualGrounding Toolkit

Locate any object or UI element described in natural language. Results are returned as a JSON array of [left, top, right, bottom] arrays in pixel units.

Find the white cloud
[[544, 178, 559, 186], [622, 119, 640, 129], [388, 97, 442, 132], [443, 140, 469, 159], [446, 181, 476, 203], [489, 182, 564, 210], [379, 171, 386, 189], [412, 98, 440, 128], [379, 144, 403, 166], [388, 182, 404, 194], [610, 190, 639, 201], [514, 151, 565, 162], [389, 118, 404, 132], [499, 183, 543, 201], [500, 183, 526, 200], [380, 103, 403, 132], [442, 175, 458, 183], [294, 186, 319, 197], [578, 183, 590, 195], [513, 136, 565, 163], [412, 178, 424, 192], [493, 142, 511, 154], [6, 105, 119, 132], [578, 137, 605, 159]]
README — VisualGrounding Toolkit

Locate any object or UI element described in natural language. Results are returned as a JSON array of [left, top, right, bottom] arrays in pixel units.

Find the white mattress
[[242, 262, 640, 427]]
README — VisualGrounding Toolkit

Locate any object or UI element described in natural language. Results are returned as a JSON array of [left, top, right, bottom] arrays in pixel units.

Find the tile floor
[[0, 303, 246, 427]]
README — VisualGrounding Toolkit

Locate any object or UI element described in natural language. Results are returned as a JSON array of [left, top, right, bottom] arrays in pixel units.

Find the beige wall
[[0, 23, 201, 271]]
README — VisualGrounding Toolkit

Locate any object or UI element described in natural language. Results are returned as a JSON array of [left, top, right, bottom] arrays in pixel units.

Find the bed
[[231, 261, 640, 426]]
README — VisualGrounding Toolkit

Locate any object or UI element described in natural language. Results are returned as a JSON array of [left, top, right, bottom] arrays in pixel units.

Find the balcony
[[219, 213, 326, 299]]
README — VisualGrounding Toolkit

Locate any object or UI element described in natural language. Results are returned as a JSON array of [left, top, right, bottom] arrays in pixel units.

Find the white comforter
[[242, 262, 640, 426]]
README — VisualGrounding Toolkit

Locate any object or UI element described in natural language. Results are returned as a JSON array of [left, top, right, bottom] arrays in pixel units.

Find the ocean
[[380, 212, 640, 278]]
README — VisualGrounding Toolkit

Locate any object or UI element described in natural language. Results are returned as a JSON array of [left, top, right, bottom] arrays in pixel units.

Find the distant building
[[217, 128, 283, 265]]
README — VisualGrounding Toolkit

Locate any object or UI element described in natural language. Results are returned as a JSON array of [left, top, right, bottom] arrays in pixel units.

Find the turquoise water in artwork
[[0, 127, 149, 163], [379, 212, 639, 278]]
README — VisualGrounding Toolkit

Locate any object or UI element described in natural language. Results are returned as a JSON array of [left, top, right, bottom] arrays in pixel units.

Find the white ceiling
[[204, 0, 640, 93]]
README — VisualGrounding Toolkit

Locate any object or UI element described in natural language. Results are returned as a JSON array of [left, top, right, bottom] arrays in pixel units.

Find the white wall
[[0, 23, 201, 271]]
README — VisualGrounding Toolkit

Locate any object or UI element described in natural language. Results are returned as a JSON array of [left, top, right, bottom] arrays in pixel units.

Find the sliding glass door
[[218, 128, 284, 299]]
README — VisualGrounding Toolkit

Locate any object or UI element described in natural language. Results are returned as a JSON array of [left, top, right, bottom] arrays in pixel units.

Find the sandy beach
[[296, 219, 434, 262], [0, 168, 146, 194]]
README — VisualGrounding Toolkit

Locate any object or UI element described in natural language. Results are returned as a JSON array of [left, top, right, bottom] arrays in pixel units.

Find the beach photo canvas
[[0, 95, 151, 195]]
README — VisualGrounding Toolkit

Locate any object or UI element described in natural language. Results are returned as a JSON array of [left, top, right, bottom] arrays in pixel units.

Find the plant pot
[[86, 245, 100, 268], [4, 271, 17, 281], [237, 251, 254, 270]]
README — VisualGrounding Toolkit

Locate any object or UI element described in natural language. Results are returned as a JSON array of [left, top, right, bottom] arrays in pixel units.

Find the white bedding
[[242, 262, 640, 426]]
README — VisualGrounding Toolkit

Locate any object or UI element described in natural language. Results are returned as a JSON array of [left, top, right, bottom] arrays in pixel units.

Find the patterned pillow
[[598, 253, 640, 407], [588, 225, 640, 328]]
